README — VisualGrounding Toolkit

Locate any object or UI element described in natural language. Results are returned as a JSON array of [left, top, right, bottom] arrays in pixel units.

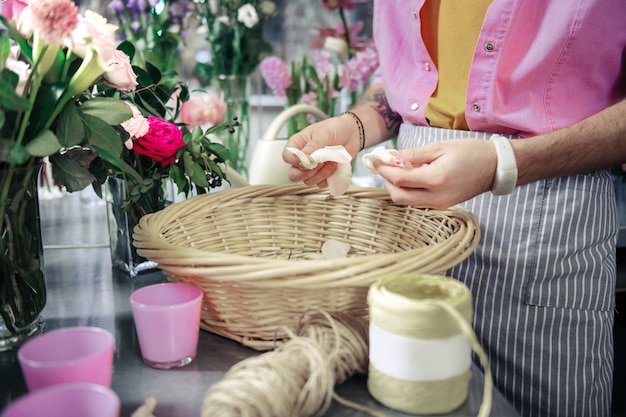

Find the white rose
[[237, 4, 259, 29], [323, 36, 348, 54]]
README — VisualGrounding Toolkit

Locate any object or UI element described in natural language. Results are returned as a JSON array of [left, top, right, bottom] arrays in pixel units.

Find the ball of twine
[[200, 309, 386, 417], [367, 274, 492, 417]]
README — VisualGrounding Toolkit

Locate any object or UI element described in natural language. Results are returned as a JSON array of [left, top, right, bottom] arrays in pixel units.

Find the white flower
[[65, 10, 118, 70], [16, 6, 33, 39], [323, 36, 349, 54], [237, 4, 259, 29], [6, 46, 31, 95]]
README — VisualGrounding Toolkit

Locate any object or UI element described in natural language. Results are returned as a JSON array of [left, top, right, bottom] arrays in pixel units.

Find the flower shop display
[[259, 0, 377, 137], [194, 0, 277, 177], [103, 45, 235, 276], [0, 0, 232, 347], [110, 0, 195, 74]]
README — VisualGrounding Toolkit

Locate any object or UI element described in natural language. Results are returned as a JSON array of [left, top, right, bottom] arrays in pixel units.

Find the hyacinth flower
[[259, 0, 378, 137]]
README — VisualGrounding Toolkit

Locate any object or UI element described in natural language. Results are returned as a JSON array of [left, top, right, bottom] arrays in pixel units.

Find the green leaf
[[0, 139, 28, 164], [169, 163, 189, 196], [0, 37, 10, 69], [0, 74, 32, 112], [49, 151, 97, 192], [56, 103, 86, 148], [78, 115, 142, 185], [79, 97, 133, 125], [117, 41, 136, 62], [206, 141, 230, 162], [24, 130, 62, 157], [80, 113, 123, 156], [0, 16, 32, 61], [132, 65, 155, 87], [183, 151, 209, 188], [27, 80, 66, 137]]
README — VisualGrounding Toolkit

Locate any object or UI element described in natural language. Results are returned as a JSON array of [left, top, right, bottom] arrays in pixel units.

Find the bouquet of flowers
[[259, 0, 378, 136], [193, 0, 277, 80], [193, 0, 277, 176], [0, 0, 231, 337], [110, 0, 195, 73]]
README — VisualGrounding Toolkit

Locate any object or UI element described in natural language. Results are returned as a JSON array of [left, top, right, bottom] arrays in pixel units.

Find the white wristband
[[490, 134, 518, 195]]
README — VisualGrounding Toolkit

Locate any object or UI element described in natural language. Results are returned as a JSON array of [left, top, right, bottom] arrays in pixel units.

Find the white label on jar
[[369, 322, 471, 381]]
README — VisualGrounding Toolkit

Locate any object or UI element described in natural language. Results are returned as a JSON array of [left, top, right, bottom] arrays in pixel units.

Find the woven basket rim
[[133, 184, 480, 279], [131, 184, 481, 350]]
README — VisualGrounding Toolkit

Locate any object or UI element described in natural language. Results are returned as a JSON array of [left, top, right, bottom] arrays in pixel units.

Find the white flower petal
[[288, 146, 353, 195], [361, 146, 400, 174], [286, 147, 318, 169], [321, 239, 351, 260], [310, 145, 352, 164], [328, 162, 352, 196]]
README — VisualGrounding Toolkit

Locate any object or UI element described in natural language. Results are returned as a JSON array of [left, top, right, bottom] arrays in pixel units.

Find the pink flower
[[121, 103, 149, 147], [104, 50, 138, 91], [339, 46, 379, 92], [320, 0, 368, 11], [30, 0, 79, 45], [310, 21, 369, 52], [1, 0, 28, 21], [179, 91, 227, 129], [259, 56, 291, 98], [300, 92, 319, 108], [313, 50, 333, 80], [133, 116, 185, 167]]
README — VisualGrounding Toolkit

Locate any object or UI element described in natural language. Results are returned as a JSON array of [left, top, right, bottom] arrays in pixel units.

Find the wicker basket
[[132, 184, 480, 350]]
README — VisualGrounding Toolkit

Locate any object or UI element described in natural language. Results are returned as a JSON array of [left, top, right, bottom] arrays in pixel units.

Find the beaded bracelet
[[342, 111, 365, 151]]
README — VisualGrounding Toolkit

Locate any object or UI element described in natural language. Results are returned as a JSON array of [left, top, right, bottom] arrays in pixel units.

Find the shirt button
[[410, 102, 420, 111], [412, 9, 418, 19], [485, 42, 495, 52], [424, 62, 431, 71], [472, 103, 481, 112]]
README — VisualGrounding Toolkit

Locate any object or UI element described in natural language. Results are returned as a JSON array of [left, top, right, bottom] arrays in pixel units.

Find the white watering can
[[225, 104, 328, 187]]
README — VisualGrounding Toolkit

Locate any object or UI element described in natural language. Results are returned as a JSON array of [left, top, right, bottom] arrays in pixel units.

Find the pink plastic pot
[[2, 383, 120, 417], [17, 326, 114, 391]]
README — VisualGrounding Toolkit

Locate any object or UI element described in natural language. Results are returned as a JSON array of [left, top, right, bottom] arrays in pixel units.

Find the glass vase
[[104, 176, 179, 277], [216, 74, 250, 178], [0, 163, 46, 351]]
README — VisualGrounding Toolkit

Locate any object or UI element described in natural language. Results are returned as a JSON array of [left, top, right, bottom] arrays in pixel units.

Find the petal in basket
[[132, 184, 480, 351]]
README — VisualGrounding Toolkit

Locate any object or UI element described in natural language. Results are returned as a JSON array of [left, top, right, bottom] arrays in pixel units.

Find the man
[[283, 2, 626, 416]]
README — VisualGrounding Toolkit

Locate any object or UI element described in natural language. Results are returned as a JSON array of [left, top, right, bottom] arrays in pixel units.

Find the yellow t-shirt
[[421, 1, 492, 130]]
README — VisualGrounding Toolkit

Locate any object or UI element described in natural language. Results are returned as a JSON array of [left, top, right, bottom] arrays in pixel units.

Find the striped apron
[[398, 124, 617, 417]]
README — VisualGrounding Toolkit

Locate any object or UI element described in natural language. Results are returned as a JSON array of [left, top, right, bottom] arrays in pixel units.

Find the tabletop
[[0, 189, 521, 417]]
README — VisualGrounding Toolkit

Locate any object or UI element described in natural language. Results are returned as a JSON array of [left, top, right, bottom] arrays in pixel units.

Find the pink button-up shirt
[[373, 0, 626, 137]]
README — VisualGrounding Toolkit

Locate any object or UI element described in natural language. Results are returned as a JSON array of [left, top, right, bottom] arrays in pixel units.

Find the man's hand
[[373, 139, 497, 209]]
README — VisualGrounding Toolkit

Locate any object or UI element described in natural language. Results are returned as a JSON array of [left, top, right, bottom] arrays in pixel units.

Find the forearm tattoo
[[359, 87, 403, 135]]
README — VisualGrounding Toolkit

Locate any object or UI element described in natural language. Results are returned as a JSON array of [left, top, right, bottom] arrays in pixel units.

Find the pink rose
[[133, 116, 185, 167], [178, 91, 226, 129], [121, 102, 149, 147], [104, 50, 138, 91]]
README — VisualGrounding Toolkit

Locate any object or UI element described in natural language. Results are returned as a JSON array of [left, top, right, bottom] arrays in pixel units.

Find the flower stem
[[338, 7, 354, 58]]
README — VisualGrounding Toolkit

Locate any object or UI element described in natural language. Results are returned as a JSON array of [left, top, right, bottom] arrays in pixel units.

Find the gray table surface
[[0, 189, 522, 417]]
